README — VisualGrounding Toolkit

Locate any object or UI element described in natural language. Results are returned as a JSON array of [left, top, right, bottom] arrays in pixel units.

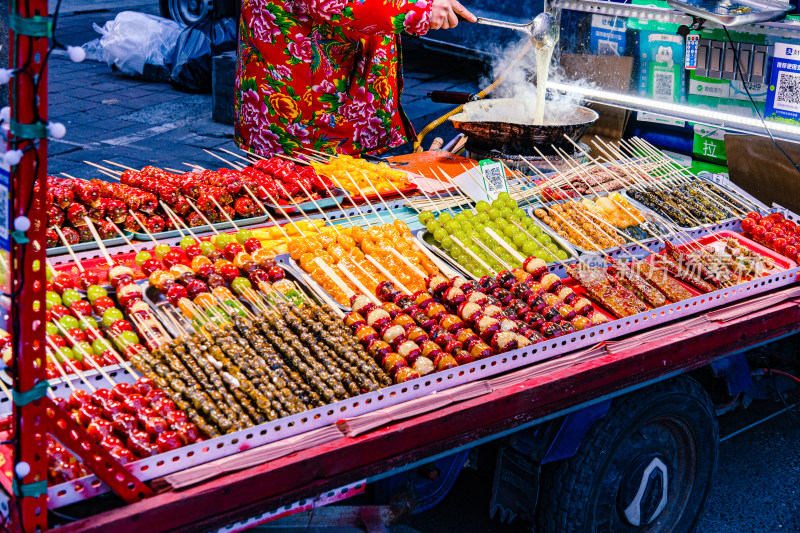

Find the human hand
[[429, 0, 477, 30]]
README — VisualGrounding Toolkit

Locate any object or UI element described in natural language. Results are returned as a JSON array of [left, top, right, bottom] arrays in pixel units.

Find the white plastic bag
[[92, 11, 182, 76]]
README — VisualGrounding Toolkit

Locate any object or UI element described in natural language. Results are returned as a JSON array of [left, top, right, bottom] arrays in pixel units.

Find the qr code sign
[[653, 70, 675, 101], [773, 70, 800, 113], [481, 163, 506, 195]]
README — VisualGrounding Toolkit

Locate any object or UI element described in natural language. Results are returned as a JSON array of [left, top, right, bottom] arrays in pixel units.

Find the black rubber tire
[[159, 0, 217, 25], [537, 376, 719, 533]]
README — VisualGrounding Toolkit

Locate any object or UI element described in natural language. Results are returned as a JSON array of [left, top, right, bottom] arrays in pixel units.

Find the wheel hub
[[619, 455, 669, 527]]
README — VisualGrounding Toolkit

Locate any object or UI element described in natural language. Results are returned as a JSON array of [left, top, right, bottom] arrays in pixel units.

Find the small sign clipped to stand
[[451, 161, 509, 204], [478, 159, 509, 201]]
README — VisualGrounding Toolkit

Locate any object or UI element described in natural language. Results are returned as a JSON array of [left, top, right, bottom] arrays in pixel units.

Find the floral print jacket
[[235, 0, 432, 156]]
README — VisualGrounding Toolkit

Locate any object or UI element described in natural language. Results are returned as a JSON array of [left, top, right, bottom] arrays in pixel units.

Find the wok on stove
[[449, 98, 598, 156]]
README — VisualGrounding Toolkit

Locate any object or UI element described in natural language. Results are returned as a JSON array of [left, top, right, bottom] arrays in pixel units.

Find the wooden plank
[[56, 302, 800, 533]]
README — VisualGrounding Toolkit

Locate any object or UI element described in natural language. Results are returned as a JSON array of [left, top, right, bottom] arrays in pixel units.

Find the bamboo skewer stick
[[52, 225, 86, 272], [365, 255, 412, 295], [46, 346, 79, 392], [185, 197, 222, 236], [338, 261, 386, 299], [83, 218, 115, 267], [128, 210, 160, 246], [449, 234, 496, 275], [83, 161, 122, 176], [53, 321, 117, 387], [102, 160, 136, 171], [625, 138, 753, 216], [46, 337, 96, 392], [590, 139, 708, 251], [203, 149, 245, 170]]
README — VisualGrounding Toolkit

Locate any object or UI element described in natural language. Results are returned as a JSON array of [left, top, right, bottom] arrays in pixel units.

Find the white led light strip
[[548, 81, 800, 143]]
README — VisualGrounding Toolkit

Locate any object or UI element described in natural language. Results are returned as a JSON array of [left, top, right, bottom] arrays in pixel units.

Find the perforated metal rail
[[41, 262, 800, 508]]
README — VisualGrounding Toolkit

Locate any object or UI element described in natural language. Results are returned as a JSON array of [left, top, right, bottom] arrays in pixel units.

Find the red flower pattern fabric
[[235, 0, 432, 156]]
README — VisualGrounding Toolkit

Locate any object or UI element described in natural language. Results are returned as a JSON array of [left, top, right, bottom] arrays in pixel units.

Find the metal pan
[[449, 98, 599, 156], [130, 214, 269, 241], [47, 232, 135, 257], [262, 187, 348, 215], [527, 195, 670, 257], [620, 174, 746, 232]]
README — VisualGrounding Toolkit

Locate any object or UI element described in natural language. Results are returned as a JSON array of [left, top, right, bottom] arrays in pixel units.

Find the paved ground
[[12, 1, 800, 530], [44, 1, 482, 180]]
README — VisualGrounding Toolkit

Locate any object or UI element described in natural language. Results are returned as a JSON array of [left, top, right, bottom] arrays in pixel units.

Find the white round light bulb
[[3, 150, 23, 166], [14, 216, 30, 232], [66, 46, 86, 63], [48, 122, 66, 139], [15, 461, 30, 478]]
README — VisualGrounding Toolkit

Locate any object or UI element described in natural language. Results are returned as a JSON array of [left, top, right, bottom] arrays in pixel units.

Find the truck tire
[[160, 0, 236, 25], [537, 376, 719, 533]]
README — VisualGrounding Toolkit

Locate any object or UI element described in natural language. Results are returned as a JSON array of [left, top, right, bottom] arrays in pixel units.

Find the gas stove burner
[[466, 141, 591, 174]]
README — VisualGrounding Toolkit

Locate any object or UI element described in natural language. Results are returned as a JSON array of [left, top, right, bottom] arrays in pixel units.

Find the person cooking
[[235, 0, 476, 157]]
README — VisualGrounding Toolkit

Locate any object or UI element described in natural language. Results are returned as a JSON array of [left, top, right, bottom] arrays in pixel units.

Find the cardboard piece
[[724, 134, 800, 213], [560, 53, 634, 141]]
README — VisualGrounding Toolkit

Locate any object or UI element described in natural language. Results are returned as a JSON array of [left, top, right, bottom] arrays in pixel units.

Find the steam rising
[[477, 36, 593, 125]]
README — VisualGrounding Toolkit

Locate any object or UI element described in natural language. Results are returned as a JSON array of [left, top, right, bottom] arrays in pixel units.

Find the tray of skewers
[[284, 222, 441, 310], [622, 174, 750, 231], [308, 154, 419, 203], [528, 192, 671, 257], [43, 176, 136, 256], [413, 194, 574, 279]]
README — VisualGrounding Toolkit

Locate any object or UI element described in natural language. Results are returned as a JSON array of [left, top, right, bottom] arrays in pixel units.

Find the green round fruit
[[58, 316, 80, 330], [487, 208, 501, 221], [154, 243, 171, 260], [522, 241, 540, 257], [179, 236, 195, 250], [475, 200, 491, 213], [86, 285, 108, 303], [236, 229, 253, 245], [443, 220, 459, 233], [134, 250, 153, 267], [101, 308, 124, 327], [497, 192, 513, 204], [72, 342, 92, 362], [117, 330, 140, 348], [45, 291, 61, 310], [502, 225, 518, 238], [92, 338, 113, 356], [419, 211, 434, 225], [214, 234, 233, 251], [52, 347, 73, 363], [499, 207, 513, 220], [46, 266, 54, 281], [231, 277, 252, 294], [545, 242, 559, 252], [79, 316, 99, 332], [512, 208, 527, 220], [438, 212, 453, 224], [440, 237, 454, 251], [538, 234, 552, 245], [61, 289, 82, 309], [475, 212, 490, 226], [555, 250, 569, 260], [199, 241, 215, 257], [539, 251, 556, 263], [45, 323, 58, 336], [433, 228, 448, 242], [512, 233, 528, 248]]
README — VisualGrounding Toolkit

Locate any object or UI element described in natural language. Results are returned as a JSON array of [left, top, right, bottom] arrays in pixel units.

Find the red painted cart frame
[[51, 288, 800, 533]]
